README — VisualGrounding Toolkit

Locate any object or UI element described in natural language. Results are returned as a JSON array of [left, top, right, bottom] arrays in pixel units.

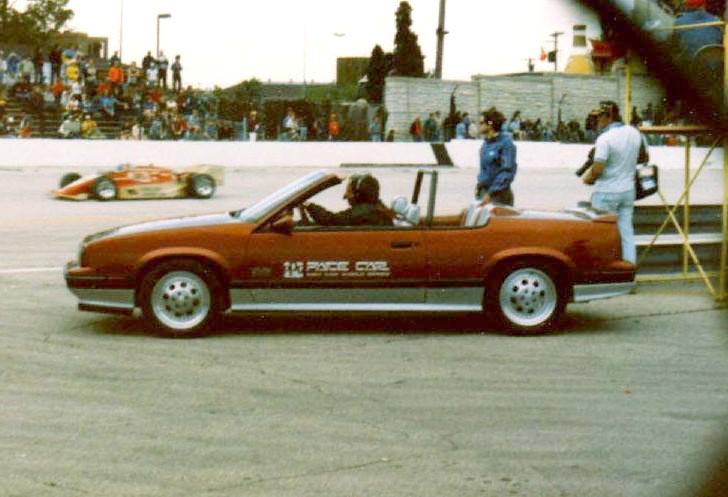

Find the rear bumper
[[65, 262, 135, 315], [572, 281, 635, 303], [571, 261, 635, 303]]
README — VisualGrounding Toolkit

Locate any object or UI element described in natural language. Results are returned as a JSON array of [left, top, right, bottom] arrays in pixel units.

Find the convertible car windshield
[[236, 170, 331, 223]]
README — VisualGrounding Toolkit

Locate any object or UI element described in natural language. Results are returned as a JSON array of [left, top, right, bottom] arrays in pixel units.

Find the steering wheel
[[297, 203, 312, 226]]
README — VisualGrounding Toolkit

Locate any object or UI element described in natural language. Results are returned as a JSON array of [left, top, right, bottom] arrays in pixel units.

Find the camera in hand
[[575, 147, 595, 177]]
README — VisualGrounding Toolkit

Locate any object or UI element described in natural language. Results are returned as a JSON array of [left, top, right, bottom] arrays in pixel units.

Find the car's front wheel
[[188, 174, 216, 199], [486, 261, 566, 334], [139, 260, 223, 337], [59, 172, 81, 188], [93, 176, 117, 201]]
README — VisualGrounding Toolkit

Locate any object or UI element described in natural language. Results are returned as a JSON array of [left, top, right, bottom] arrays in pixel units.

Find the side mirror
[[271, 214, 294, 234]]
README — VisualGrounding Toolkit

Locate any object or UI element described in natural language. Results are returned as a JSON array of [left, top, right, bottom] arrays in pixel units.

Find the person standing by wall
[[157, 51, 169, 89], [476, 108, 517, 206], [327, 113, 341, 141], [409, 116, 423, 142], [49, 45, 62, 83], [369, 115, 383, 141], [171, 55, 183, 92], [582, 101, 646, 264]]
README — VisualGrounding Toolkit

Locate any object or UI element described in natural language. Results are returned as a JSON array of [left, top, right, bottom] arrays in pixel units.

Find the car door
[[240, 225, 426, 308], [423, 225, 496, 310]]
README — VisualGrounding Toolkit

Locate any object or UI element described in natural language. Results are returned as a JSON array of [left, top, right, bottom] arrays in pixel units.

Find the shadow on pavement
[[80, 310, 619, 339]]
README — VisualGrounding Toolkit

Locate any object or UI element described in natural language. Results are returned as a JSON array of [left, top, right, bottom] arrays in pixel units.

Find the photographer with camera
[[581, 101, 647, 264]]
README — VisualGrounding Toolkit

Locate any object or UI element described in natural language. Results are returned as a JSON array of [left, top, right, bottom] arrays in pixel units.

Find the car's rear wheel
[[59, 172, 81, 188], [486, 261, 566, 334], [93, 176, 117, 201], [139, 260, 223, 338], [188, 174, 216, 199]]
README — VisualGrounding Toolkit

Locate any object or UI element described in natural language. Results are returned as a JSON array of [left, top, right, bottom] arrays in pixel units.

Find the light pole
[[156, 13, 171, 58], [549, 31, 564, 72], [434, 0, 447, 79], [119, 0, 124, 61]]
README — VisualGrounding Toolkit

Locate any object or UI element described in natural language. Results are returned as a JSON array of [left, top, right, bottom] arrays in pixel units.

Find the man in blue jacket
[[476, 108, 517, 206]]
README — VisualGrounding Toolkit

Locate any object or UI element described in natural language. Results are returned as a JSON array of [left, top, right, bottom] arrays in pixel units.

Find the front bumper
[[65, 261, 135, 315]]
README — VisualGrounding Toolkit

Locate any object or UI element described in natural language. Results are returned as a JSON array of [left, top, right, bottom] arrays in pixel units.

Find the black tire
[[59, 172, 81, 188], [485, 260, 567, 335], [92, 176, 117, 201], [187, 174, 216, 199], [138, 259, 223, 338]]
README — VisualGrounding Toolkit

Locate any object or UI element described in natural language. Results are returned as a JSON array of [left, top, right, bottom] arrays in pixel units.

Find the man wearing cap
[[582, 101, 646, 264], [673, 0, 722, 63]]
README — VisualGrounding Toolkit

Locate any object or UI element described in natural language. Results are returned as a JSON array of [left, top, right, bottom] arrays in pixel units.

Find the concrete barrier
[[0, 138, 723, 171]]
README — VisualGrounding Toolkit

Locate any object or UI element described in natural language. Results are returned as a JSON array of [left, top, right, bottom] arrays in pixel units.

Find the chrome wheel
[[498, 267, 558, 328], [190, 174, 215, 198], [94, 177, 117, 200], [151, 270, 211, 332]]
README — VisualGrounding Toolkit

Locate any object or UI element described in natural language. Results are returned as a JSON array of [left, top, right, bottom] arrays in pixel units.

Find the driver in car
[[304, 174, 394, 227]]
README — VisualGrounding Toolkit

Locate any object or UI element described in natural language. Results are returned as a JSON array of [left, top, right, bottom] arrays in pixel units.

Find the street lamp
[[156, 13, 171, 58]]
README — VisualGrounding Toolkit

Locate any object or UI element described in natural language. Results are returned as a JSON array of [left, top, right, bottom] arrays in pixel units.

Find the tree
[[0, 0, 73, 44], [234, 78, 263, 105], [392, 1, 424, 77], [365, 45, 390, 104]]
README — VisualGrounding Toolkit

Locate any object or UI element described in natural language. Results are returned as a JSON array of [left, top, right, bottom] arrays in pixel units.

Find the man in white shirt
[[583, 101, 646, 264]]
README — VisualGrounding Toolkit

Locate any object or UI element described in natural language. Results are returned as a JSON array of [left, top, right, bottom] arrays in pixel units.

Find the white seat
[[462, 201, 492, 227], [463, 201, 482, 227], [474, 207, 491, 227], [403, 204, 420, 226], [392, 196, 419, 227], [391, 196, 409, 217]]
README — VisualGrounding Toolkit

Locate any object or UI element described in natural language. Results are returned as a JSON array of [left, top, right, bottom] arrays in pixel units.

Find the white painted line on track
[[0, 267, 63, 275]]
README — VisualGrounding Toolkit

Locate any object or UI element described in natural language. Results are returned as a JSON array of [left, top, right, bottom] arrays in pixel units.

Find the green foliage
[[366, 44, 390, 104], [392, 1, 424, 77], [0, 0, 73, 44], [234, 78, 263, 105], [304, 83, 358, 104]]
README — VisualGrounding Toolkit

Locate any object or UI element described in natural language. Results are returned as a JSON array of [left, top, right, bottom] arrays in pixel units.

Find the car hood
[[85, 212, 240, 243]]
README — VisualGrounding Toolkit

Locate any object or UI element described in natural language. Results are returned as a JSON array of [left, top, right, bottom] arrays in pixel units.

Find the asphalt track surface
[[1, 165, 727, 497]]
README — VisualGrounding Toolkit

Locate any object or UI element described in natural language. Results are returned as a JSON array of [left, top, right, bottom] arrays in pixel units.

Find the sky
[[17, 0, 603, 89]]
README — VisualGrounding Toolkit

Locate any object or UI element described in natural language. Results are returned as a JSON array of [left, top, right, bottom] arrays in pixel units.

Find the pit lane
[[1, 165, 727, 497]]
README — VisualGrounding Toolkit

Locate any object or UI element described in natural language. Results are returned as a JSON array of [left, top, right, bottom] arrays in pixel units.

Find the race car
[[52, 164, 224, 201], [64, 169, 635, 337]]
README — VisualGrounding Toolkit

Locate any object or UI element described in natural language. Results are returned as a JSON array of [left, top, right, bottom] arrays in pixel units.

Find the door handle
[[391, 241, 415, 249]]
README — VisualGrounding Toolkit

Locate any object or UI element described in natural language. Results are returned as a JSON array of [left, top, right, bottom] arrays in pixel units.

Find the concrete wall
[[0, 139, 721, 172], [384, 73, 666, 139]]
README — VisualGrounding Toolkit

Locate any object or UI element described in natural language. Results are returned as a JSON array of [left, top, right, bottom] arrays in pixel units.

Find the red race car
[[64, 169, 635, 337], [53, 164, 224, 201]]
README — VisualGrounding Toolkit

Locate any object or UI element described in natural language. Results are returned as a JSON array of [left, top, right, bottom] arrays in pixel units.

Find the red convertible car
[[64, 169, 635, 337], [53, 164, 224, 201]]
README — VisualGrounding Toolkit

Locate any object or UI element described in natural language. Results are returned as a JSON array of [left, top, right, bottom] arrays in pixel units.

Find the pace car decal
[[283, 261, 391, 279]]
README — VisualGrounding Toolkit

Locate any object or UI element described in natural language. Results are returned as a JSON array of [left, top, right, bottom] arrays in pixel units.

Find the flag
[[540, 47, 547, 61]]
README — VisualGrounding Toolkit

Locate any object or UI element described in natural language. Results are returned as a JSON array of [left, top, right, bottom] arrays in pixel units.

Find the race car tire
[[59, 172, 81, 188], [188, 174, 216, 199], [139, 259, 223, 338], [93, 176, 117, 201], [486, 260, 566, 335]]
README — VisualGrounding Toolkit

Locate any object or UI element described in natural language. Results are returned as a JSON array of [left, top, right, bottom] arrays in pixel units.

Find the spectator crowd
[[0, 44, 240, 141], [0, 0, 718, 146]]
